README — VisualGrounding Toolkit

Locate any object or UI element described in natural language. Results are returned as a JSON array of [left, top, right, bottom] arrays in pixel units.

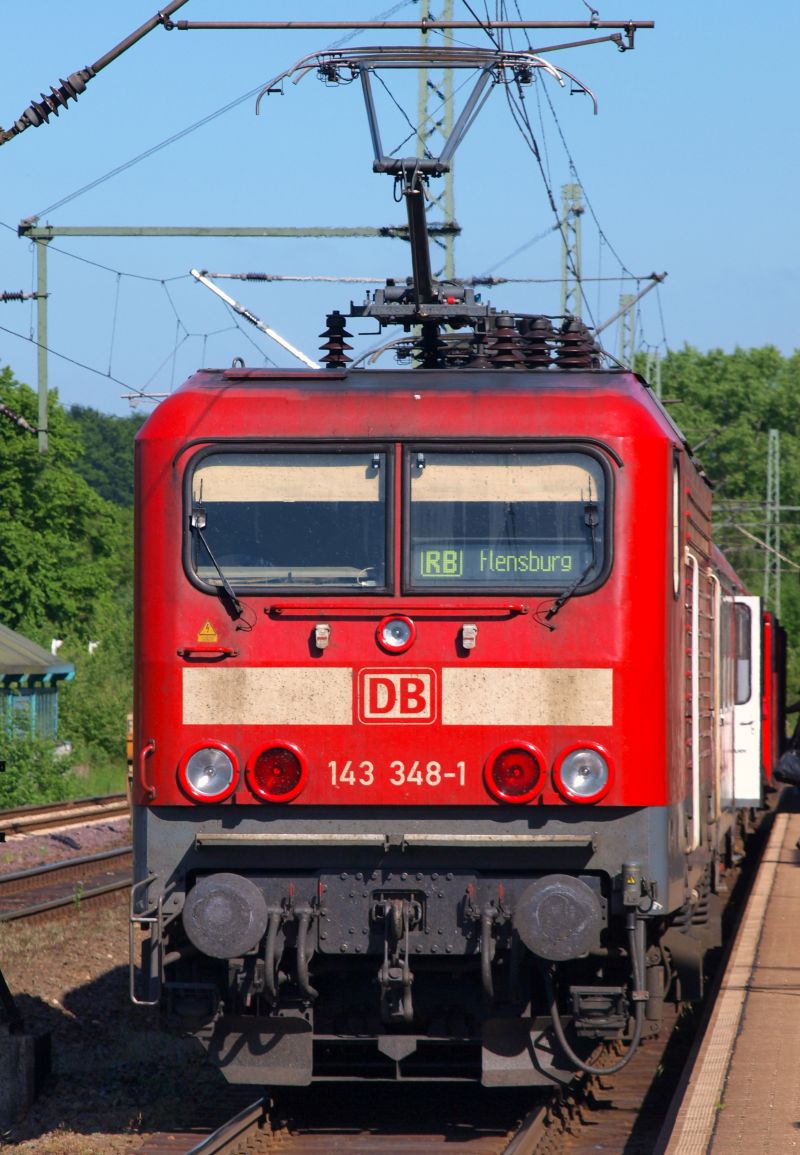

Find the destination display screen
[[408, 450, 606, 591], [413, 543, 586, 581]]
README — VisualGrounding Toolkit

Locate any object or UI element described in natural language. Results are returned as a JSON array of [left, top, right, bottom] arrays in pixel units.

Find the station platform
[[657, 790, 800, 1153]]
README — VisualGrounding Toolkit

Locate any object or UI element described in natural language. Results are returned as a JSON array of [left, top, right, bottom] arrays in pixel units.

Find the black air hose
[[540, 911, 645, 1077], [296, 910, 319, 1001]]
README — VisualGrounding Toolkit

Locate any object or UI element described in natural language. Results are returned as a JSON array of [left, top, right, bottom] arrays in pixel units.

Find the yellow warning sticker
[[197, 621, 218, 643]]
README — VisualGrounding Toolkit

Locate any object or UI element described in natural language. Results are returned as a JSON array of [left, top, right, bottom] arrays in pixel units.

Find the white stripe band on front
[[183, 667, 353, 726], [182, 666, 613, 727], [441, 667, 612, 726]]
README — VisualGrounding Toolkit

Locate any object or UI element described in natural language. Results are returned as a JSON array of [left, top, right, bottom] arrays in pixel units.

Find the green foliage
[[0, 366, 135, 767], [58, 590, 134, 763], [0, 368, 125, 639], [66, 405, 144, 508], [644, 346, 800, 690], [76, 756, 129, 797], [0, 733, 76, 807]]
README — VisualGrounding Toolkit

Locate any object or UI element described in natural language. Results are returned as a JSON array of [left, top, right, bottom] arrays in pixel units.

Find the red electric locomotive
[[130, 344, 783, 1086], [130, 46, 785, 1087]]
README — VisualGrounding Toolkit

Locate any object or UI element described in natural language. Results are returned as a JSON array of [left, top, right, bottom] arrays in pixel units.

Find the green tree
[[56, 510, 134, 763], [0, 366, 134, 767], [0, 368, 123, 638], [66, 405, 144, 508], [0, 734, 75, 807], [650, 346, 800, 690]]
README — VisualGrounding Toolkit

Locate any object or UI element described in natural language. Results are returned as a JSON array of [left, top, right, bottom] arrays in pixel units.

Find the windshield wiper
[[191, 506, 245, 620], [545, 502, 599, 627]]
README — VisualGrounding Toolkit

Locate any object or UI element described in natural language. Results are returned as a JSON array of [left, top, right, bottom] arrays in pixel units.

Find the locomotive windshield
[[189, 450, 388, 590], [407, 449, 607, 591]]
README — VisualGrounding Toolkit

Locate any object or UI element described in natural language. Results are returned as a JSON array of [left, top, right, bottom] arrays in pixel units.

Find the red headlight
[[483, 743, 543, 804], [247, 744, 307, 803]]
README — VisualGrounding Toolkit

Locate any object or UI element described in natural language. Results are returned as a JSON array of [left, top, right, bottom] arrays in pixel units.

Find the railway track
[[0, 802, 766, 1150], [0, 794, 128, 837], [0, 846, 132, 921], [132, 1003, 690, 1155], [136, 806, 771, 1155], [138, 1087, 550, 1154]]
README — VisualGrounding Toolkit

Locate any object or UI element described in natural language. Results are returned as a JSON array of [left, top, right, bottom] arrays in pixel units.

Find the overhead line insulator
[[0, 0, 191, 146], [1, 70, 93, 141]]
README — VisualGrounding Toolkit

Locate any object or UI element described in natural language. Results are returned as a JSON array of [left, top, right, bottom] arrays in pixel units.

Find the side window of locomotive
[[188, 451, 389, 591], [672, 458, 681, 598], [407, 450, 607, 591], [734, 603, 752, 705], [720, 596, 735, 709]]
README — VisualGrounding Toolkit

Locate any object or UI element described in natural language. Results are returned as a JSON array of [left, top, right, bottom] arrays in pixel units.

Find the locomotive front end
[[131, 366, 700, 1087]]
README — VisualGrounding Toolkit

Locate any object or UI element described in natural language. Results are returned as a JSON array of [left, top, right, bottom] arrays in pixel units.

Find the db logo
[[358, 668, 437, 724]]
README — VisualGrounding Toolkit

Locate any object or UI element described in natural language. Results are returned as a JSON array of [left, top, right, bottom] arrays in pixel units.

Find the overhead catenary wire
[[477, 30, 594, 317], [0, 311, 242, 403], [536, 74, 634, 279], [0, 321, 149, 399], [2, 220, 189, 284], [503, 78, 597, 326], [0, 3, 428, 419], [481, 221, 559, 276], [2, 216, 272, 396], [28, 0, 420, 220], [503, 0, 644, 331], [729, 524, 800, 570], [502, 1, 590, 314], [106, 272, 122, 377], [0, 4, 666, 420]]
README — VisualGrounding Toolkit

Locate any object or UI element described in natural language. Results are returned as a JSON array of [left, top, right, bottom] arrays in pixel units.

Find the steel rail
[[179, 1095, 552, 1154], [185, 1099, 268, 1155], [0, 845, 132, 887], [0, 876, 131, 922], [0, 794, 128, 836], [503, 1104, 550, 1154], [0, 847, 132, 922]]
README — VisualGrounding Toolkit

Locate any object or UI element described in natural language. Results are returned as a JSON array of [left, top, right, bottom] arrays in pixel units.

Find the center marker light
[[376, 615, 416, 653]]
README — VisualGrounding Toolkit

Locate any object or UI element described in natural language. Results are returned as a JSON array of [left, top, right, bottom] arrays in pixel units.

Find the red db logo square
[[358, 669, 437, 724]]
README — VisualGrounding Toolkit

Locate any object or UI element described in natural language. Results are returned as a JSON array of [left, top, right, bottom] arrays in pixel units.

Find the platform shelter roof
[[0, 623, 74, 685]]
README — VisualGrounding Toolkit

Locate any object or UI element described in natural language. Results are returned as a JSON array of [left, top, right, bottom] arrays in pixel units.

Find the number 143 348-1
[[329, 759, 467, 787]]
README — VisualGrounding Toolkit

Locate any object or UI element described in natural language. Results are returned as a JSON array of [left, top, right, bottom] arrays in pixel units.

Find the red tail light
[[484, 743, 543, 804], [247, 744, 307, 803]]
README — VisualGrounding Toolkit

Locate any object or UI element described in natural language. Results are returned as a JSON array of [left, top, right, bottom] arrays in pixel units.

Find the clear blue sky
[[0, 2, 797, 416]]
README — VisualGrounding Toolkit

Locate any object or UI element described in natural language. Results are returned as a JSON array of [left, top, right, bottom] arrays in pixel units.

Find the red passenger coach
[[131, 346, 786, 1086], [762, 611, 787, 785]]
